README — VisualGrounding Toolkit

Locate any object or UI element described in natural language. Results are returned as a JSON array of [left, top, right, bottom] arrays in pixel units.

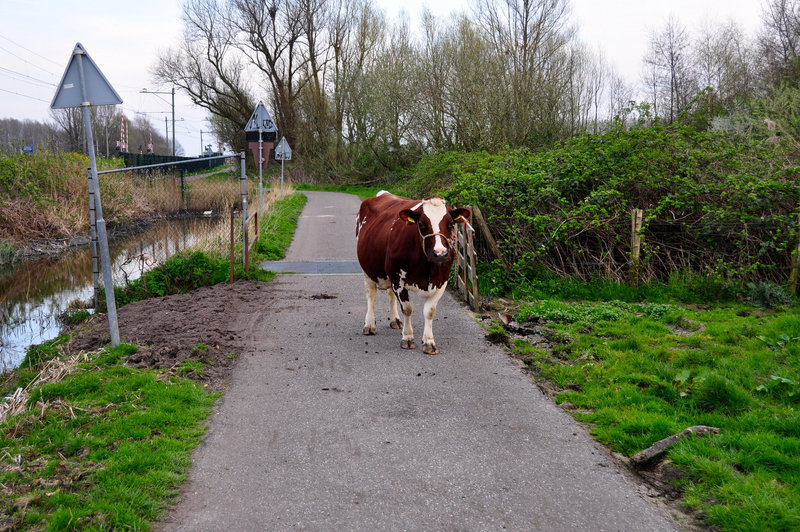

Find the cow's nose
[[432, 249, 449, 262]]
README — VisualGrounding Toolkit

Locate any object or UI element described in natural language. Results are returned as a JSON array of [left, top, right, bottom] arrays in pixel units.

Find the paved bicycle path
[[159, 191, 678, 531]]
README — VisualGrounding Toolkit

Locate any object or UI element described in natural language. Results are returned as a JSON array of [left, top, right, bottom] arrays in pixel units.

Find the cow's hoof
[[422, 342, 439, 355], [401, 338, 416, 349], [389, 318, 402, 329], [363, 325, 376, 335]]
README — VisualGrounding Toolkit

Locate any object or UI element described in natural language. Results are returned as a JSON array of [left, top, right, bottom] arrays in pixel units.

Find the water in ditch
[[0, 216, 229, 370]]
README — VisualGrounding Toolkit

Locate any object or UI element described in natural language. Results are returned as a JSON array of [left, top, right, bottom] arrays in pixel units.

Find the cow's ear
[[399, 209, 420, 225], [450, 208, 470, 223]]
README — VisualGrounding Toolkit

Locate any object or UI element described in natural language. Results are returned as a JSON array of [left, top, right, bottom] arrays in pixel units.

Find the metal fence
[[92, 153, 276, 295], [120, 152, 227, 174]]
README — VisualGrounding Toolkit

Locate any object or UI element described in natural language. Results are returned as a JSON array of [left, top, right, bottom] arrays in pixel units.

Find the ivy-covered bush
[[406, 122, 800, 285]]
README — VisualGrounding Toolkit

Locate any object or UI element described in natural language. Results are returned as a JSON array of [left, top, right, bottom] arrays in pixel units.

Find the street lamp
[[141, 87, 175, 156]]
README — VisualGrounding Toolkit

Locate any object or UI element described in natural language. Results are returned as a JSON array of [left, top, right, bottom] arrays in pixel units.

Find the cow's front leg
[[363, 274, 377, 335], [421, 286, 447, 355], [388, 290, 402, 329], [396, 288, 416, 349]]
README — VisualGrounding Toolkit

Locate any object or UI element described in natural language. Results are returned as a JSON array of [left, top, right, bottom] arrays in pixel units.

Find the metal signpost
[[51, 43, 122, 346], [275, 136, 292, 198], [245, 102, 277, 218]]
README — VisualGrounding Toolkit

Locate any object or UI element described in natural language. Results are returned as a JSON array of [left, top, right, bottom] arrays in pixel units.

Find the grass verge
[[505, 299, 799, 530], [257, 191, 307, 259], [294, 184, 389, 201], [0, 342, 217, 530], [0, 190, 310, 529]]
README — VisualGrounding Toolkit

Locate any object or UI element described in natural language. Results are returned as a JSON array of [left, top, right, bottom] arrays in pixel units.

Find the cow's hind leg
[[363, 274, 377, 335], [397, 289, 416, 349], [421, 287, 447, 355], [388, 290, 402, 329]]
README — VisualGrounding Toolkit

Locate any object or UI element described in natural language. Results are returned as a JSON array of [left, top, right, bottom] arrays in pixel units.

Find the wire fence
[[94, 155, 287, 287], [469, 208, 800, 288]]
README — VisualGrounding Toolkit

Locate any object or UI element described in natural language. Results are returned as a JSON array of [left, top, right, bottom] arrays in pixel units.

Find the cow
[[356, 191, 469, 355]]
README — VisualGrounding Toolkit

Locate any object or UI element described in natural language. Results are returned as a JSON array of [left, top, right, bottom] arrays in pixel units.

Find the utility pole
[[141, 87, 176, 156]]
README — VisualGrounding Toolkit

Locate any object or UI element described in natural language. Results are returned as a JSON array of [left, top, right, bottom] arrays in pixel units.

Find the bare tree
[[607, 68, 633, 123], [643, 16, 696, 123], [693, 21, 755, 115], [758, 0, 800, 84], [154, 0, 255, 152], [50, 108, 84, 153], [474, 0, 577, 146]]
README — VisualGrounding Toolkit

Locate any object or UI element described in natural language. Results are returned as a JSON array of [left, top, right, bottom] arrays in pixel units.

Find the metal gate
[[454, 207, 479, 311]]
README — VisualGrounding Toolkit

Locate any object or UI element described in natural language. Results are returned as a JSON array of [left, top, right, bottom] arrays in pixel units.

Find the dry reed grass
[[0, 349, 88, 425], [189, 180, 295, 255]]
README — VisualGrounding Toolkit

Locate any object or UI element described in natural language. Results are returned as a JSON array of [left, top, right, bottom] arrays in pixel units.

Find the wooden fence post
[[472, 206, 510, 273], [630, 208, 644, 285]]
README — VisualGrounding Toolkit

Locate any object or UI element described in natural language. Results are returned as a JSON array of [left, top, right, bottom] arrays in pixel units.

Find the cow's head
[[399, 198, 470, 264]]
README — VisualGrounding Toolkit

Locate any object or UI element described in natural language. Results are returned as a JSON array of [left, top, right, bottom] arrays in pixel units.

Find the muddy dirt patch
[[67, 280, 274, 391]]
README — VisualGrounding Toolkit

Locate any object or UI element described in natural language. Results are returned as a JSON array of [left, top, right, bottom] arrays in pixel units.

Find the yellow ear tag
[[453, 215, 462, 221], [408, 218, 415, 224]]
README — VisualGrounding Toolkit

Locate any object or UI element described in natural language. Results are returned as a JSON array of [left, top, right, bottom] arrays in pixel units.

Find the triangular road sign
[[51, 43, 122, 109], [245, 101, 277, 132], [275, 136, 292, 160]]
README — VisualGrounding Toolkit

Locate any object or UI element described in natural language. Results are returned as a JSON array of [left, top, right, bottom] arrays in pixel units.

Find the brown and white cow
[[356, 191, 469, 355]]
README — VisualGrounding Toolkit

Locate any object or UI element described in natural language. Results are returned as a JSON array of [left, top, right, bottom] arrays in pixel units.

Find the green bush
[[402, 121, 800, 290], [0, 239, 21, 267], [747, 282, 794, 308]]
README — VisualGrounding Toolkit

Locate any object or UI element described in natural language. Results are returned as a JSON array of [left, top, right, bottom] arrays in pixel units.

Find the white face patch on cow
[[421, 198, 449, 254]]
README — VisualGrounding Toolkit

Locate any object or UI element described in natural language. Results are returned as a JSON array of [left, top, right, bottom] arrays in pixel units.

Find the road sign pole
[[258, 129, 263, 219], [240, 150, 247, 266], [76, 51, 119, 347], [281, 158, 285, 199], [87, 168, 99, 310]]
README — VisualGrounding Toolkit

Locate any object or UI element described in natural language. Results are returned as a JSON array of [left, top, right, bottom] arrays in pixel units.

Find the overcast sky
[[1, 0, 765, 156]]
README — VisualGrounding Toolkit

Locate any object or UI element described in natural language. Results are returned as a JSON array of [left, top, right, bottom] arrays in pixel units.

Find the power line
[[0, 87, 51, 103], [0, 33, 62, 68], [0, 43, 60, 80], [0, 66, 56, 88]]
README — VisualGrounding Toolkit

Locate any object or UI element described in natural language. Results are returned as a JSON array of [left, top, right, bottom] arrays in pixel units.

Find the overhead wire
[[0, 33, 62, 68], [0, 66, 56, 88], [0, 87, 51, 103]]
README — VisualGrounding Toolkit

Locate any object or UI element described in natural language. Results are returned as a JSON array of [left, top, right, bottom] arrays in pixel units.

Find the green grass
[[0, 343, 217, 530], [0, 189, 310, 529], [257, 191, 307, 259], [510, 299, 800, 530], [294, 184, 390, 201]]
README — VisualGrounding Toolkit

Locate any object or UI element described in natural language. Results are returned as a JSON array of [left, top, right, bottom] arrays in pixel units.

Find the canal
[[0, 216, 229, 369]]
